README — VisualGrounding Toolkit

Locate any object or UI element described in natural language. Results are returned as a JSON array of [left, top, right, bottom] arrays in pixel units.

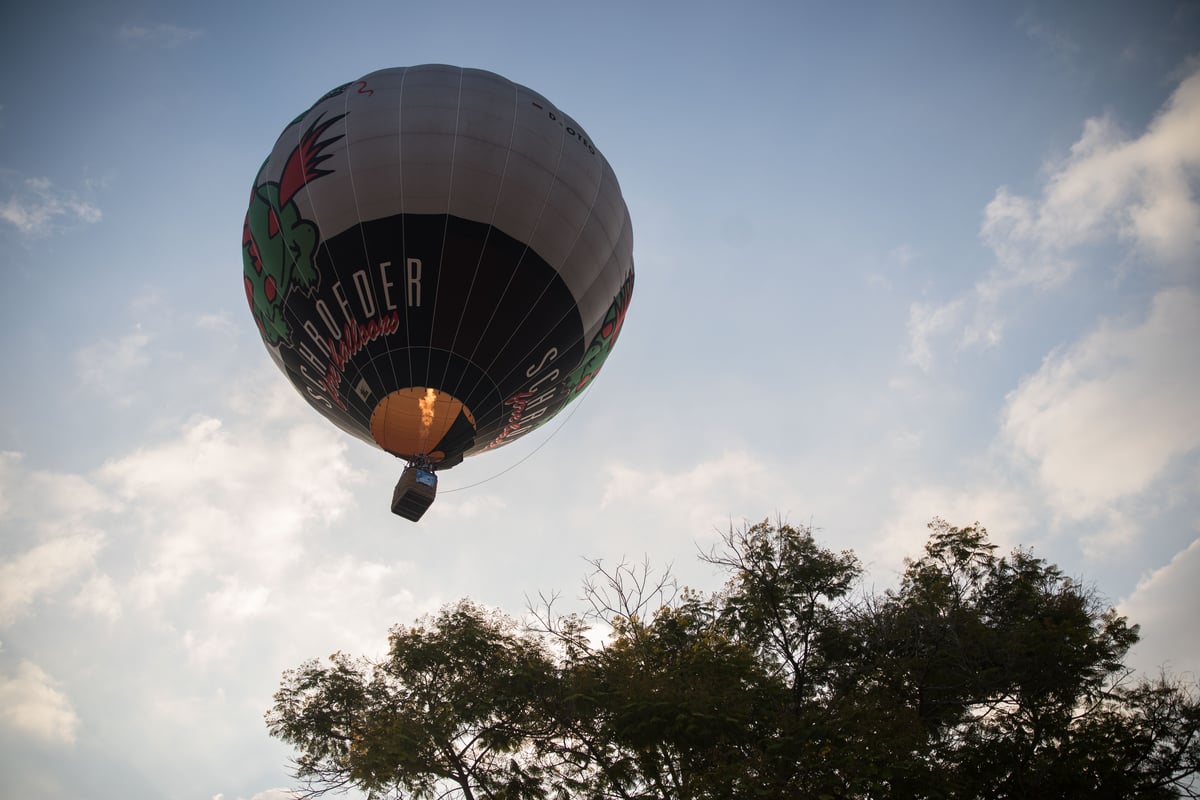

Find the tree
[[855, 520, 1195, 798], [268, 601, 559, 799], [269, 520, 1200, 799]]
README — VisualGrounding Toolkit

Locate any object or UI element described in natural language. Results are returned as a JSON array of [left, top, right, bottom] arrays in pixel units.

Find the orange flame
[[417, 388, 438, 451]]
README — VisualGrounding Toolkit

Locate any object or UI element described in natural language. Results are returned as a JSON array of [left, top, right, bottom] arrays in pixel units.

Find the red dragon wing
[[277, 112, 347, 207]]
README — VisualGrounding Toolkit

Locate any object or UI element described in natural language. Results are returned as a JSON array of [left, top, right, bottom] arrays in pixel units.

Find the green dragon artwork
[[242, 112, 345, 344], [566, 269, 634, 396]]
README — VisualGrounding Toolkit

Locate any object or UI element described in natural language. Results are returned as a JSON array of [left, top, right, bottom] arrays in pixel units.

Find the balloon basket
[[391, 463, 438, 521]]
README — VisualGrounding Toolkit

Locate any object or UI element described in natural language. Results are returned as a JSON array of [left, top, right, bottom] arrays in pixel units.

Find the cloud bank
[[0, 661, 80, 745], [908, 66, 1200, 368], [1002, 287, 1200, 520]]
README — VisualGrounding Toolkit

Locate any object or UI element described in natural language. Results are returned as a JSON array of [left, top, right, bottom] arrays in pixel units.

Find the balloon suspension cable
[[440, 379, 595, 494], [408, 454, 435, 472]]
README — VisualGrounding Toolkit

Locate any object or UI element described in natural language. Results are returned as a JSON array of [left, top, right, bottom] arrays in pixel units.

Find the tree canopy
[[268, 519, 1200, 799]]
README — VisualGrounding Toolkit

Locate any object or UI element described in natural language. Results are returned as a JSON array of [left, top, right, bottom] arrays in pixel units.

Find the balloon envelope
[[243, 65, 633, 468]]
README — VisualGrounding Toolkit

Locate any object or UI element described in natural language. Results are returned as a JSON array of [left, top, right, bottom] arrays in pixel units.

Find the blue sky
[[2, 2, 1198, 798]]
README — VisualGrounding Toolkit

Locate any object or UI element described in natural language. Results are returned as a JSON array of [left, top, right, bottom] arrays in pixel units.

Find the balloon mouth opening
[[370, 387, 476, 463]]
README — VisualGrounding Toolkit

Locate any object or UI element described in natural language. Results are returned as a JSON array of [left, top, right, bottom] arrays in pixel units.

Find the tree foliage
[[268, 519, 1200, 799]]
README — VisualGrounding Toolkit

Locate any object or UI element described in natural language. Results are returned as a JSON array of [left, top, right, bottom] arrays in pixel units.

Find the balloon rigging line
[[343, 85, 401, 412], [440, 377, 594, 494], [438, 80, 517, 395], [448, 104, 572, 409], [397, 68, 416, 384], [462, 139, 606, 397], [474, 206, 628, 399], [448, 159, 623, 427], [424, 66, 465, 393]]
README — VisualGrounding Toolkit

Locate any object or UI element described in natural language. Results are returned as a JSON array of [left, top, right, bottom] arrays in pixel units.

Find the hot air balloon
[[242, 65, 633, 520]]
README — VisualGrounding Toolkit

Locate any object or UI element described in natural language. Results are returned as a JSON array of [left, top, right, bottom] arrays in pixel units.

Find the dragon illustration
[[566, 269, 634, 396], [242, 112, 346, 343]]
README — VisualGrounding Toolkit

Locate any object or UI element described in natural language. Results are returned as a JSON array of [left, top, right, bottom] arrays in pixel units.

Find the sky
[[1, 1, 1198, 797]]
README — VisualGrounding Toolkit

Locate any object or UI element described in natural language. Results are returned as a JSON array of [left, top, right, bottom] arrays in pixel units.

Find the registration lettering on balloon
[[530, 101, 596, 156]]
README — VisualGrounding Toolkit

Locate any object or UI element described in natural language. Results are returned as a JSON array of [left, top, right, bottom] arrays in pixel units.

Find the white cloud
[[867, 244, 918, 289], [0, 533, 105, 626], [910, 66, 1200, 368], [294, 554, 424, 658], [993, 65, 1200, 275], [871, 484, 1036, 578], [0, 661, 80, 745], [1002, 287, 1200, 519], [29, 472, 120, 523], [0, 402, 427, 796], [1030, 117, 1196, 269], [1119, 535, 1200, 679], [117, 22, 203, 48], [1019, 13, 1082, 63], [601, 450, 779, 533], [97, 413, 362, 607], [0, 454, 124, 625], [0, 363, 384, 680], [182, 628, 234, 668], [435, 491, 509, 519], [889, 244, 916, 268], [205, 577, 271, 623], [184, 579, 270, 667], [1074, 508, 1146, 558], [0, 452, 121, 538], [195, 312, 239, 336], [99, 415, 357, 520], [980, 187, 1079, 290], [71, 574, 122, 622], [0, 176, 101, 235], [906, 299, 965, 371], [76, 327, 152, 405], [224, 366, 329, 425], [0, 451, 21, 517]]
